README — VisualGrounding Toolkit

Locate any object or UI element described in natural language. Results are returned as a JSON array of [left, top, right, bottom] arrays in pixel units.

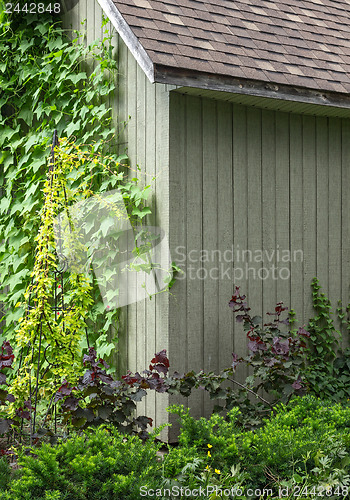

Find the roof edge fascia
[[154, 64, 350, 110], [97, 0, 155, 83]]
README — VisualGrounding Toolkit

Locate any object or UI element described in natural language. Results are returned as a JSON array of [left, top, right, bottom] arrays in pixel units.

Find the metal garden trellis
[[16, 130, 89, 443]]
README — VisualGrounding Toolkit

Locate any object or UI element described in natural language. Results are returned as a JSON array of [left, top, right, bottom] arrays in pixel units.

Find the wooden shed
[[63, 0, 350, 439]]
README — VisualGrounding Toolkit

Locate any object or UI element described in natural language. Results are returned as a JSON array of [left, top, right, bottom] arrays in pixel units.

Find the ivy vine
[[0, 11, 155, 375]]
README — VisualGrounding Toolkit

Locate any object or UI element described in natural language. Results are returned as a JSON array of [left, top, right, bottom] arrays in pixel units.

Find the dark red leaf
[[97, 372, 114, 384], [2, 341, 13, 356], [98, 358, 110, 370], [150, 349, 169, 368], [56, 381, 74, 397], [248, 340, 267, 352], [83, 347, 97, 366], [232, 353, 240, 370], [15, 408, 31, 420], [63, 397, 80, 411], [292, 378, 303, 390], [0, 355, 15, 369], [297, 327, 310, 337], [150, 363, 168, 375], [121, 371, 139, 385], [135, 415, 153, 430]]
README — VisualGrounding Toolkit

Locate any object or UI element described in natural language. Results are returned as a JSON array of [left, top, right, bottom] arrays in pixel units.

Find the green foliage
[[0, 426, 163, 499], [164, 396, 350, 498], [160, 453, 247, 500], [0, 11, 129, 358], [303, 278, 350, 401], [1, 398, 350, 499], [166, 405, 239, 468], [0, 457, 11, 490], [0, 10, 177, 441], [0, 6, 176, 386], [307, 278, 341, 361], [9, 145, 94, 411], [45, 278, 350, 443], [238, 396, 350, 488]]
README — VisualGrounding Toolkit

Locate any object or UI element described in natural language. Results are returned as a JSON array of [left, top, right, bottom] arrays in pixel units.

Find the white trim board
[[96, 0, 155, 83]]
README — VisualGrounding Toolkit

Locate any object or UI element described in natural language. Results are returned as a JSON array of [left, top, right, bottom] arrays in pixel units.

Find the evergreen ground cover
[[1, 396, 350, 499]]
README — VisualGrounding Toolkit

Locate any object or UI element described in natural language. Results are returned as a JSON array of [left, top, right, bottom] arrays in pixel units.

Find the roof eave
[[97, 0, 155, 83], [154, 64, 350, 110]]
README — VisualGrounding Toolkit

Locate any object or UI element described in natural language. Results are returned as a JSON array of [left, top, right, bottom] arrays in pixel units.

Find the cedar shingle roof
[[112, 0, 350, 94]]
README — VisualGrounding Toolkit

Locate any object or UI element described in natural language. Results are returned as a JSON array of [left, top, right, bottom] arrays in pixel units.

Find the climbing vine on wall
[[10, 138, 93, 414], [0, 12, 153, 366]]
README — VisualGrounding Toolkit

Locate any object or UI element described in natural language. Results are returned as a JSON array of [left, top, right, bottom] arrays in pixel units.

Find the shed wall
[[169, 91, 350, 419]]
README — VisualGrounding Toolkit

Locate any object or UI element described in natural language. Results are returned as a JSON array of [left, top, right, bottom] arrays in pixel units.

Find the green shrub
[[237, 396, 350, 489], [169, 405, 239, 449], [0, 456, 11, 491], [2, 426, 163, 500], [166, 397, 350, 496], [166, 405, 239, 470], [2, 398, 350, 499]]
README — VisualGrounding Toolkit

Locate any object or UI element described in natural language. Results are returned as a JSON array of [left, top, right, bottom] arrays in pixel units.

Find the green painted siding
[[168, 92, 350, 419]]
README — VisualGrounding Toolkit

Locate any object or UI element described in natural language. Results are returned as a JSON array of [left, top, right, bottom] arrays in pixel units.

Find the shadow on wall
[[61, 0, 79, 13]]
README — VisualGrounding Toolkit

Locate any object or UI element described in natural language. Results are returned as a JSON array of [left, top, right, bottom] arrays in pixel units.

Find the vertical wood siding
[[169, 92, 350, 416], [342, 121, 350, 350], [114, 26, 171, 432]]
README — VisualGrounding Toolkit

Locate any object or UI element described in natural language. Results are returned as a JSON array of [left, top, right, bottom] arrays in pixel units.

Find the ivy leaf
[[0, 151, 13, 171], [65, 121, 81, 137], [0, 125, 20, 147], [0, 198, 10, 214], [100, 217, 115, 237], [131, 207, 152, 219]]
